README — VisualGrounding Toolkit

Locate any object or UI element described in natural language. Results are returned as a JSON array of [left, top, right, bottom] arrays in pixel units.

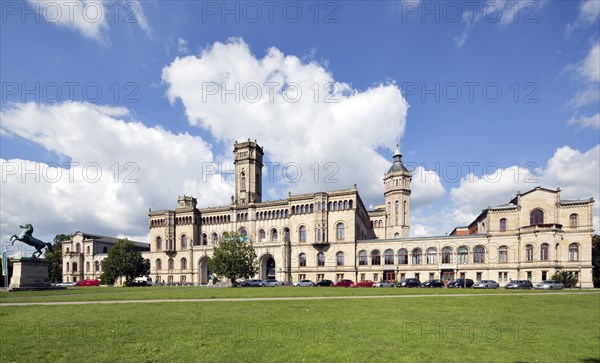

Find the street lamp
[[579, 265, 581, 289]]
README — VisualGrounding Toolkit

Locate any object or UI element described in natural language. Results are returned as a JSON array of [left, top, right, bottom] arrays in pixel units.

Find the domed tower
[[384, 145, 411, 238]]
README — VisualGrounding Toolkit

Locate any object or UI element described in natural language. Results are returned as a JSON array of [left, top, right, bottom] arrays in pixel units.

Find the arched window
[[530, 210, 544, 225], [317, 252, 325, 266], [473, 246, 485, 263], [442, 247, 452, 264], [498, 246, 508, 263], [336, 223, 345, 240], [525, 244, 534, 262], [457, 247, 468, 264], [540, 243, 549, 261], [168, 258, 174, 270], [301, 205, 305, 214], [66, 247, 70, 253], [398, 249, 408, 264], [299, 226, 306, 242], [499, 218, 507, 232], [86, 246, 90, 254], [358, 250, 368, 265], [86, 261, 90, 272], [95, 261, 100, 272], [76, 243, 81, 253], [66, 262, 70, 272], [349, 200, 353, 209], [156, 259, 162, 271], [426, 248, 437, 264], [240, 171, 246, 192], [570, 214, 578, 228], [299, 253, 306, 267], [328, 202, 332, 211], [202, 233, 208, 245], [371, 250, 381, 265], [271, 228, 277, 242], [412, 248, 422, 264], [384, 249, 394, 265], [240, 228, 248, 238], [211, 233, 218, 244], [258, 229, 266, 242], [73, 262, 78, 272], [156, 236, 162, 251], [336, 252, 344, 266], [181, 258, 187, 270], [344, 201, 348, 210], [181, 235, 188, 249], [102, 247, 107, 253], [393, 232, 400, 238], [569, 243, 579, 261], [316, 229, 322, 242]]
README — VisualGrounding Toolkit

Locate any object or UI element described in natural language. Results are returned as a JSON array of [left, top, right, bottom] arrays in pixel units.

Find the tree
[[102, 239, 150, 283], [209, 232, 258, 285], [592, 234, 599, 283], [551, 270, 579, 288], [46, 234, 69, 283]]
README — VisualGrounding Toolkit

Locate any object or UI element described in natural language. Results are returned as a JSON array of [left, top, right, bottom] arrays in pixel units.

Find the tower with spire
[[383, 144, 411, 238]]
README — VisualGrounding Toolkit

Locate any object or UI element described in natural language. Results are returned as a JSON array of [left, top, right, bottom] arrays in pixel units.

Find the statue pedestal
[[9, 258, 64, 291]]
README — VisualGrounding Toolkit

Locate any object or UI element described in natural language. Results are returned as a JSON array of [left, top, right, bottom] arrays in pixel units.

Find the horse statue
[[10, 224, 53, 258]]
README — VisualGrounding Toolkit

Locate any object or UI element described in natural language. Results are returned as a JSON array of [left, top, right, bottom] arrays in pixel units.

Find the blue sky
[[1, 0, 599, 245]]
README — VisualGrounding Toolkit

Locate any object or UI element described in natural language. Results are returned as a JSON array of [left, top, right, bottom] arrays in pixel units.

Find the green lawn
[[0, 289, 598, 362]]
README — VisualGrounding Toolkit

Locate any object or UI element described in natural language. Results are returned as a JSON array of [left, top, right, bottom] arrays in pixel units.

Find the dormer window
[[530, 210, 544, 225]]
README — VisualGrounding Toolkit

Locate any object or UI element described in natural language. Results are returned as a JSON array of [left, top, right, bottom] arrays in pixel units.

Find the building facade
[[144, 140, 595, 287], [62, 232, 149, 282]]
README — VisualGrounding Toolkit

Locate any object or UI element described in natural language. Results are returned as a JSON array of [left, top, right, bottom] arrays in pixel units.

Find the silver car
[[261, 279, 283, 287], [534, 280, 564, 290], [297, 279, 315, 287], [374, 280, 395, 287], [473, 280, 499, 289]]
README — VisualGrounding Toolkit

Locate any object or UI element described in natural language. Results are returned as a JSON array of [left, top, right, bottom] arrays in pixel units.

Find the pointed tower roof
[[387, 144, 408, 173]]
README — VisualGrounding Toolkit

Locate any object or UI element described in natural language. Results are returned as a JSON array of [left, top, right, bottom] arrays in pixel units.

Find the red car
[[75, 279, 100, 286], [332, 279, 353, 287], [351, 280, 375, 288]]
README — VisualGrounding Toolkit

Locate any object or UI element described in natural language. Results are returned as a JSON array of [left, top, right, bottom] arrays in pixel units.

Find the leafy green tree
[[551, 270, 579, 288], [209, 232, 258, 285], [592, 234, 599, 283], [102, 239, 150, 283], [46, 234, 69, 283]]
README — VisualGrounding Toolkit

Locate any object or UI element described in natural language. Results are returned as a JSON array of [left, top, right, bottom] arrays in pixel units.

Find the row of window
[[155, 257, 187, 271], [150, 216, 195, 228], [299, 252, 345, 267], [198, 223, 347, 245], [65, 244, 109, 254], [155, 235, 188, 251], [499, 212, 579, 231], [65, 260, 102, 273]]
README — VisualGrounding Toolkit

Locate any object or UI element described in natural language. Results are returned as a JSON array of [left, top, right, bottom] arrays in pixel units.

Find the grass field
[[1, 288, 599, 362]]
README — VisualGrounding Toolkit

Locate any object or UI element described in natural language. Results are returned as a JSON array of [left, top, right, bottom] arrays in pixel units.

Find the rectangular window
[[400, 273, 406, 281], [526, 271, 532, 281], [360, 273, 365, 281], [541, 271, 547, 281], [168, 276, 173, 283], [336, 274, 344, 281], [181, 275, 186, 283], [498, 272, 503, 282], [476, 272, 482, 281], [460, 272, 465, 279], [504, 272, 508, 281], [429, 273, 434, 280], [415, 273, 420, 280], [337, 254, 344, 266], [499, 249, 507, 263], [298, 274, 306, 281], [316, 274, 325, 282], [373, 273, 379, 282]]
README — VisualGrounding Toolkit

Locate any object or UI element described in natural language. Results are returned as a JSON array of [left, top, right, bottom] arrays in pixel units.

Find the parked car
[[316, 279, 333, 287], [297, 279, 315, 287], [351, 280, 375, 288], [55, 281, 76, 287], [374, 280, 396, 288], [473, 280, 499, 289], [447, 279, 474, 288], [127, 276, 153, 287], [534, 280, 564, 290], [594, 280, 600, 288], [261, 279, 283, 287], [398, 278, 421, 287], [332, 279, 354, 287], [421, 279, 444, 288], [505, 280, 533, 289], [75, 279, 100, 286], [240, 279, 263, 287]]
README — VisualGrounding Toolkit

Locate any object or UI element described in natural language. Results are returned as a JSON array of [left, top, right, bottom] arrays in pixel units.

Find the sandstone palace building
[[63, 140, 596, 287], [142, 140, 596, 287]]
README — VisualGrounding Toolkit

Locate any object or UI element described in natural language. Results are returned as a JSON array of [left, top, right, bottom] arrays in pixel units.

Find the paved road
[[1, 291, 597, 306]]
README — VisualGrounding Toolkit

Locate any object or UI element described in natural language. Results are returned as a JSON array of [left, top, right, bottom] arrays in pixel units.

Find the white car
[[472, 280, 499, 289], [534, 280, 564, 290]]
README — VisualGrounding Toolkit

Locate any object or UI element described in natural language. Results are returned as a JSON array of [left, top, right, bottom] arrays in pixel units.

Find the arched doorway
[[260, 254, 276, 280], [198, 256, 212, 285]]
